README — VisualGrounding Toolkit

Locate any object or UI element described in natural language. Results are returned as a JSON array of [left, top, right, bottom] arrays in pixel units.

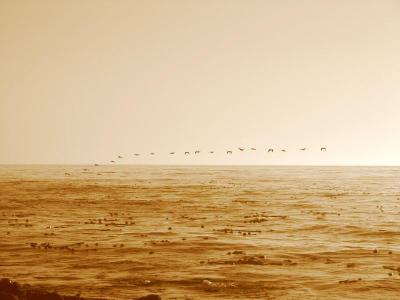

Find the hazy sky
[[1, 0, 400, 165]]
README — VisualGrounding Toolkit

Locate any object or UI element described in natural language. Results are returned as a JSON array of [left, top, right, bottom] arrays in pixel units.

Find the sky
[[1, 0, 400, 165]]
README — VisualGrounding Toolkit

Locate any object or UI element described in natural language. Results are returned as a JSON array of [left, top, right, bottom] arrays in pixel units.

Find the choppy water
[[1, 165, 400, 299]]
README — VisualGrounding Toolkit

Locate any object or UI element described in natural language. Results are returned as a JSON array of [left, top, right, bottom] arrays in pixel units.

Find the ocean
[[1, 165, 399, 299]]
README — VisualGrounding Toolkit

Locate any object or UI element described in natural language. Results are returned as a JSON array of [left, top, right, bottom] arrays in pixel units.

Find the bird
[[110, 160, 115, 163], [300, 148, 306, 151], [226, 150, 232, 154], [321, 147, 327, 151], [238, 147, 245, 151], [267, 149, 274, 152], [281, 149, 286, 152], [150, 152, 155, 155], [118, 155, 123, 159], [134, 153, 140, 156], [170, 152, 175, 154], [185, 152, 190, 155], [250, 148, 256, 151], [209, 151, 214, 154], [195, 151, 200, 154]]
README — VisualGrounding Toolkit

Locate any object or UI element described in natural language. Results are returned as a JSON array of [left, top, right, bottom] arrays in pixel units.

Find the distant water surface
[[1, 165, 400, 299]]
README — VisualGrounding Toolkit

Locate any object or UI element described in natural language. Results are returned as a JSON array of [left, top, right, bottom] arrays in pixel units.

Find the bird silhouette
[[209, 151, 214, 154], [321, 147, 327, 151], [281, 149, 286, 152], [118, 155, 123, 159], [110, 160, 115, 163], [195, 151, 200, 154], [250, 148, 256, 151], [150, 152, 155, 155], [268, 149, 274, 152], [185, 152, 190, 155], [226, 150, 232, 154], [170, 152, 175, 154], [300, 148, 306, 151], [238, 147, 245, 151], [134, 153, 140, 156]]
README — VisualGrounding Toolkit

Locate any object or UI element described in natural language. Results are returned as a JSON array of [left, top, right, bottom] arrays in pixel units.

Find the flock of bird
[[106, 147, 327, 163]]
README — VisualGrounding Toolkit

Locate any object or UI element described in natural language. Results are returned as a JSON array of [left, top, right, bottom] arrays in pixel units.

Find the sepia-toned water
[[1, 165, 400, 299]]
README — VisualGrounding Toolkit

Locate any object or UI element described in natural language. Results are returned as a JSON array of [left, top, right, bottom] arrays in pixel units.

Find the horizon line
[[1, 163, 400, 167]]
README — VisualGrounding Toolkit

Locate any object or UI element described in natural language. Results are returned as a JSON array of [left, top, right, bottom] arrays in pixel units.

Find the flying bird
[[300, 148, 306, 151], [321, 147, 327, 151], [195, 151, 200, 154], [150, 152, 155, 155], [238, 147, 245, 151], [226, 150, 232, 154], [118, 155, 123, 159], [209, 151, 214, 154], [185, 152, 190, 155], [170, 152, 175, 154], [281, 149, 286, 152], [110, 160, 116, 163], [134, 153, 140, 156], [250, 148, 256, 151], [267, 149, 274, 152]]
